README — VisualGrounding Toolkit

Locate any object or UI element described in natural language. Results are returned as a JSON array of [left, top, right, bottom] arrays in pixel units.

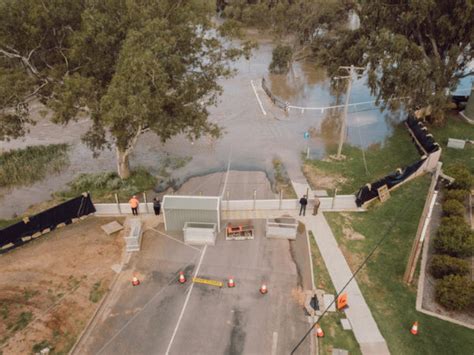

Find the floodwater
[[2, 36, 469, 218]]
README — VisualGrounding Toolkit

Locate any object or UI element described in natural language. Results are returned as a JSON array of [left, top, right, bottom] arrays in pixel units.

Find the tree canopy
[[0, 0, 252, 178], [312, 0, 474, 123]]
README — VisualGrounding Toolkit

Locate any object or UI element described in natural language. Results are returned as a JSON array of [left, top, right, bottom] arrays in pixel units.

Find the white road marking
[[165, 244, 207, 355], [272, 331, 278, 355], [250, 80, 267, 116], [95, 254, 201, 354], [148, 227, 201, 251]]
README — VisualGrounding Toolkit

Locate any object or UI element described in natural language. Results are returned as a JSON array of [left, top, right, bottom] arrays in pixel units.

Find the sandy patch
[[0, 217, 124, 354], [302, 164, 347, 190]]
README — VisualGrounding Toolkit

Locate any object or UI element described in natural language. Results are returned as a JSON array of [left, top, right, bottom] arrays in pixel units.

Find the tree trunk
[[116, 148, 131, 179]]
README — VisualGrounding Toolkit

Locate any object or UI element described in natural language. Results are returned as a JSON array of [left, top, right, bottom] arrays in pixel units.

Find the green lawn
[[430, 113, 474, 172], [325, 176, 474, 355], [309, 231, 361, 355], [303, 124, 419, 194]]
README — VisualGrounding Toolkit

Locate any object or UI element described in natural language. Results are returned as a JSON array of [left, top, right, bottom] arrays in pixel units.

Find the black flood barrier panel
[[405, 115, 440, 154], [0, 193, 96, 252], [451, 95, 469, 110], [355, 157, 426, 207]]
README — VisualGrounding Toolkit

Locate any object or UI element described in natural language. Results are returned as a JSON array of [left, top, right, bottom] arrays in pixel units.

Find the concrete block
[[32, 232, 42, 239], [71, 218, 80, 223], [340, 318, 352, 330], [447, 138, 465, 149], [101, 221, 123, 235], [21, 236, 32, 242], [56, 223, 66, 228], [42, 228, 51, 234], [332, 349, 349, 355]]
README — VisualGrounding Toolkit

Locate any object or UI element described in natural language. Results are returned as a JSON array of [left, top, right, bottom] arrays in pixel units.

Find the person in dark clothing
[[299, 195, 308, 216], [153, 198, 161, 216]]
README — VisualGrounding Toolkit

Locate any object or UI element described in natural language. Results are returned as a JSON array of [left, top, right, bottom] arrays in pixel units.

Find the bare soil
[[0, 217, 124, 354], [302, 164, 347, 191]]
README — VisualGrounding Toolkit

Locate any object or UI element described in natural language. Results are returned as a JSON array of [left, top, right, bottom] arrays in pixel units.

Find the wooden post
[[403, 163, 442, 284], [253, 190, 257, 210], [115, 193, 122, 214], [331, 188, 337, 209]]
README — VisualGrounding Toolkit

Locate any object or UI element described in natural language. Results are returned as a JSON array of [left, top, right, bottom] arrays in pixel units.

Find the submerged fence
[[0, 193, 96, 252]]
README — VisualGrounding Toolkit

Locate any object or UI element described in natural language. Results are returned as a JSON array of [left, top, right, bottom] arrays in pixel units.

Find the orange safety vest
[[129, 198, 139, 208]]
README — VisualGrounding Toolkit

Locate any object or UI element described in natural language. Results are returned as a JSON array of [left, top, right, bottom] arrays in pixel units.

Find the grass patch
[[272, 158, 297, 198], [9, 311, 32, 332], [23, 288, 39, 302], [430, 112, 474, 172], [0, 144, 69, 188], [308, 231, 361, 354], [309, 231, 335, 294], [0, 217, 21, 229], [303, 124, 419, 194], [325, 176, 474, 354], [57, 167, 157, 203], [89, 281, 106, 303]]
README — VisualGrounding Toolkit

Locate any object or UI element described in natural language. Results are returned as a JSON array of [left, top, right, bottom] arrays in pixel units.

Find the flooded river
[[1, 36, 470, 218]]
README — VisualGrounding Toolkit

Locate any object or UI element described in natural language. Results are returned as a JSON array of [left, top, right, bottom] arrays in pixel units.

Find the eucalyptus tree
[[0, 0, 252, 178]]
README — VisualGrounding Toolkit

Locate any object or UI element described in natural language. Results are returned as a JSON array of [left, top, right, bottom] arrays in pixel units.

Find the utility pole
[[333, 65, 364, 160]]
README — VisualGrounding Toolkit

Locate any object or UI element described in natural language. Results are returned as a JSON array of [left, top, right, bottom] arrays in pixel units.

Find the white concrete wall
[[93, 195, 359, 215]]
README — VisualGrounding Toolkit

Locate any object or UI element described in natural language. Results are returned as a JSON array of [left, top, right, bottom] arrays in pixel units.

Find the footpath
[[282, 160, 390, 354]]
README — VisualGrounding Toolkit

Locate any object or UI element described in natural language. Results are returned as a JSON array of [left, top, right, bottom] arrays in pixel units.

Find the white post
[[253, 190, 257, 210], [115, 193, 121, 214], [143, 192, 148, 213], [279, 190, 283, 210]]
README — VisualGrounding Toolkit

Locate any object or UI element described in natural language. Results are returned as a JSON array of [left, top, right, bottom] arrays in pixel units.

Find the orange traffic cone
[[132, 276, 140, 286], [315, 324, 324, 338], [228, 277, 235, 288], [260, 283, 268, 294], [410, 321, 418, 335], [179, 272, 186, 284]]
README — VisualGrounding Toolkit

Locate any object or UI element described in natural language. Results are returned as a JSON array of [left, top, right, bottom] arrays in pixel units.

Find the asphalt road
[[79, 220, 310, 355]]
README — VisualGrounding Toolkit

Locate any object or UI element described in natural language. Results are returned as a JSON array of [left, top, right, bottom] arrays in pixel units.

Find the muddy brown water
[[1, 38, 405, 219]]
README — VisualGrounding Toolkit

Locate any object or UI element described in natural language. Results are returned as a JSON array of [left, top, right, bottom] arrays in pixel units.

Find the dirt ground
[[0, 217, 124, 355], [302, 164, 347, 191]]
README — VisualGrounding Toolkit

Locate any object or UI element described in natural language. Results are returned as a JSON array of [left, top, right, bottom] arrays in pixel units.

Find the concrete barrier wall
[[93, 195, 357, 215]]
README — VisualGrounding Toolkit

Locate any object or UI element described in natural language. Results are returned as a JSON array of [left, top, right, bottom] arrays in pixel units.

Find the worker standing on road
[[129, 195, 139, 215], [153, 198, 161, 216], [299, 195, 308, 216], [313, 196, 321, 215]]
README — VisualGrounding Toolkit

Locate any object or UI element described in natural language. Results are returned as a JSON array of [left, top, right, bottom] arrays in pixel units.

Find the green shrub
[[444, 189, 469, 203], [0, 144, 69, 188], [435, 275, 474, 311], [445, 164, 473, 190], [442, 199, 465, 217], [269, 44, 293, 74], [430, 255, 470, 279], [434, 221, 474, 257], [58, 167, 156, 203]]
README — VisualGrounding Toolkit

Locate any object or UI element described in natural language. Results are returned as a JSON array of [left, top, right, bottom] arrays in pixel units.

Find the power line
[[290, 203, 411, 354]]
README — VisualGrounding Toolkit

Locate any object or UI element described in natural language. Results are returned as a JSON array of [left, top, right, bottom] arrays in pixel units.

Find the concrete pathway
[[303, 214, 390, 355]]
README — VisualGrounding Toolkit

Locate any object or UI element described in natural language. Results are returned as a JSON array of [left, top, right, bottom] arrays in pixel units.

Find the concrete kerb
[[69, 220, 134, 355]]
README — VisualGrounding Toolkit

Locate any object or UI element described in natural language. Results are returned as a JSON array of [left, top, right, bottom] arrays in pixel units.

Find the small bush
[[89, 281, 106, 303], [269, 44, 293, 74], [442, 199, 465, 217], [435, 275, 474, 311], [444, 189, 469, 203], [434, 222, 474, 257], [430, 255, 470, 279], [445, 164, 473, 190], [32, 340, 52, 353]]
